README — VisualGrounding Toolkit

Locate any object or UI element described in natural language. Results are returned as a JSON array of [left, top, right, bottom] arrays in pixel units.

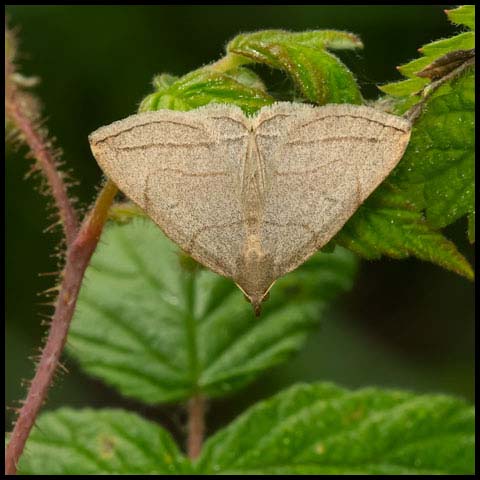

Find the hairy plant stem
[[6, 25, 118, 473], [5, 51, 79, 246], [187, 395, 206, 460], [5, 180, 118, 475]]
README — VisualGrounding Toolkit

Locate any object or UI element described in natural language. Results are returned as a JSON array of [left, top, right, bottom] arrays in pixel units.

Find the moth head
[[237, 283, 274, 317], [235, 250, 276, 317]]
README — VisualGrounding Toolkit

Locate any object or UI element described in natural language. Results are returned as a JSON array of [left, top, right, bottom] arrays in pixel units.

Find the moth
[[89, 103, 411, 315]]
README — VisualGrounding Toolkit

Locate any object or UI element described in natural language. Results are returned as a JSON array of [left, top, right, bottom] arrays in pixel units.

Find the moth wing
[[255, 103, 411, 277], [89, 105, 250, 278]]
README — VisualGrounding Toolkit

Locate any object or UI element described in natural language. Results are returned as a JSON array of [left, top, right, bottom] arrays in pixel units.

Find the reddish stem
[[5, 181, 118, 475], [187, 395, 206, 460], [5, 43, 78, 246]]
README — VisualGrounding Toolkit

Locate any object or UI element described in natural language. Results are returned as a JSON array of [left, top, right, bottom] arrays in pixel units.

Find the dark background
[[5, 5, 474, 444]]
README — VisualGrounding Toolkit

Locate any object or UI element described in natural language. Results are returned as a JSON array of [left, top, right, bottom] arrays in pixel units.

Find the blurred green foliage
[[5, 6, 474, 444]]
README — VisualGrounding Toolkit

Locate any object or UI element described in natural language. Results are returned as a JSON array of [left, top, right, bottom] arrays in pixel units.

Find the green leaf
[[15, 384, 474, 475], [445, 5, 475, 31], [68, 219, 357, 404], [139, 66, 274, 115], [379, 28, 474, 99], [390, 70, 475, 231], [380, 0, 474, 100], [379, 77, 428, 98], [334, 184, 473, 280], [16, 408, 190, 475], [418, 32, 474, 57], [140, 30, 363, 111], [197, 383, 475, 475], [228, 29, 364, 53], [340, 69, 475, 277], [227, 29, 363, 105], [360, 8, 475, 265], [396, 56, 437, 78]]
